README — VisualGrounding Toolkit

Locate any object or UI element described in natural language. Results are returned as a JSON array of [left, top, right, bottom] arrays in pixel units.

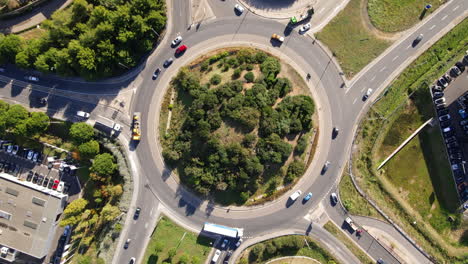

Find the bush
[[232, 68, 241, 79], [70, 122, 95, 144], [223, 65, 229, 72], [249, 244, 265, 261], [78, 140, 100, 160], [295, 135, 308, 154], [244, 72, 255, 82], [246, 64, 254, 71], [200, 60, 209, 71], [285, 160, 305, 183], [210, 74, 222, 85]]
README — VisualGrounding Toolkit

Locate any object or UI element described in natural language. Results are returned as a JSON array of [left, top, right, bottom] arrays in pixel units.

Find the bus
[[203, 222, 243, 238]]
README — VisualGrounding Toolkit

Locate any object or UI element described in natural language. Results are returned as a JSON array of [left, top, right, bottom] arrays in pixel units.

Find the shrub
[[249, 244, 265, 261], [244, 72, 255, 82], [232, 68, 241, 79], [285, 160, 305, 183], [223, 65, 229, 72], [295, 135, 308, 154], [200, 60, 209, 71], [210, 74, 222, 85], [246, 64, 254, 71]]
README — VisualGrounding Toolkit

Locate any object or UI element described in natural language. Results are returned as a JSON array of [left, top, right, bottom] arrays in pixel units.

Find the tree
[[257, 133, 292, 164], [100, 203, 120, 223], [5, 104, 28, 129], [178, 254, 190, 264], [260, 57, 281, 76], [244, 72, 254, 83], [285, 160, 305, 183], [14, 112, 50, 137], [70, 122, 95, 144], [64, 198, 88, 216], [91, 153, 117, 177], [249, 244, 265, 261], [210, 74, 222, 85], [0, 34, 23, 64], [78, 140, 100, 159]]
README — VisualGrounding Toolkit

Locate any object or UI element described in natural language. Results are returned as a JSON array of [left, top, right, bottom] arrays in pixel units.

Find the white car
[[171, 36, 182, 46], [299, 23, 311, 33], [25, 76, 39, 82], [76, 111, 90, 118], [289, 190, 302, 201], [27, 150, 34, 160], [57, 182, 65, 192], [6, 145, 13, 153], [12, 145, 19, 155], [212, 250, 221, 263], [33, 152, 39, 162], [113, 123, 122, 131], [234, 4, 244, 14]]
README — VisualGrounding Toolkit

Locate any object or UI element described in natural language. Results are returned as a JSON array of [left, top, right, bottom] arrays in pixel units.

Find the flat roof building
[[0, 172, 68, 262]]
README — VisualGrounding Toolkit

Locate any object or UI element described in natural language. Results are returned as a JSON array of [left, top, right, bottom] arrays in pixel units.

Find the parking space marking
[[453, 5, 459, 11], [353, 98, 357, 104], [379, 66, 386, 72], [441, 15, 448, 21], [429, 25, 436, 30], [392, 55, 399, 61]]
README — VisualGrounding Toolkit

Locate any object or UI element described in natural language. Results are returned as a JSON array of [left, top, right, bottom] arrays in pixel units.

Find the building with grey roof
[[0, 172, 68, 263]]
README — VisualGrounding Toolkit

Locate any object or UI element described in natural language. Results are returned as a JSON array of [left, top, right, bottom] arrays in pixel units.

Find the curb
[[237, 0, 316, 20]]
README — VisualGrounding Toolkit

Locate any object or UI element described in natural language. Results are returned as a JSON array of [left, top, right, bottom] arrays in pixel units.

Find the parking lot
[[431, 54, 468, 205]]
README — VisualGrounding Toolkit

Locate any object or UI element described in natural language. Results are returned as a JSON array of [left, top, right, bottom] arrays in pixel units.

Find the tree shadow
[[147, 254, 159, 264], [241, 0, 297, 10]]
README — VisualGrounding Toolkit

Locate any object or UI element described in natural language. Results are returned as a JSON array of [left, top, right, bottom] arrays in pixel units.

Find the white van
[[289, 190, 302, 201], [212, 250, 221, 263], [76, 111, 90, 118]]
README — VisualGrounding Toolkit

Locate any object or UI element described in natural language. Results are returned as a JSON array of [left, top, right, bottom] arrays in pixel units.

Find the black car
[[438, 108, 449, 116], [412, 34, 423, 46], [455, 61, 465, 72], [332, 127, 339, 139], [440, 120, 451, 128], [321, 161, 331, 175], [436, 103, 446, 110], [447, 142, 459, 149], [152, 68, 161, 80], [27, 171, 33, 181], [450, 66, 462, 77], [432, 85, 443, 92], [445, 136, 456, 144], [223, 251, 232, 264], [443, 74, 452, 83], [450, 153, 463, 160], [163, 58, 173, 67], [133, 207, 141, 220]]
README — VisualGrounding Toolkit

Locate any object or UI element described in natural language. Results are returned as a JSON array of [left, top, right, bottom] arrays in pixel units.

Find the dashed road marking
[[353, 98, 357, 104], [442, 15, 448, 21], [453, 5, 459, 11], [318, 7, 325, 13], [379, 66, 386, 72], [361, 87, 366, 92], [370, 76, 376, 82], [429, 25, 436, 30], [392, 55, 399, 61], [406, 44, 411, 50]]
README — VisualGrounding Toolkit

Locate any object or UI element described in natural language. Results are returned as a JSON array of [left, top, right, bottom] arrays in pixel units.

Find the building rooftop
[[0, 172, 68, 259]]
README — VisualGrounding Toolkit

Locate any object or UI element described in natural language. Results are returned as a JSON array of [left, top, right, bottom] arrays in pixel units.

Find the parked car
[[171, 36, 183, 47], [134, 207, 141, 220], [234, 4, 244, 14], [33, 152, 40, 163], [440, 120, 451, 128], [175, 45, 187, 55], [431, 85, 443, 92], [460, 120, 468, 126], [164, 58, 174, 67], [27, 150, 34, 160], [439, 114, 451, 122], [223, 251, 232, 264], [433, 92, 444, 99], [451, 66, 462, 76], [438, 108, 449, 116], [152, 68, 161, 80], [57, 182, 65, 192], [434, 97, 446, 105], [443, 74, 452, 83], [220, 238, 228, 249], [437, 77, 448, 88], [445, 136, 457, 144], [6, 144, 13, 153], [450, 153, 463, 160], [12, 145, 19, 155], [27, 171, 33, 181], [299, 23, 311, 33], [447, 142, 459, 149], [25, 76, 39, 82], [235, 238, 243, 248], [42, 177, 49, 187], [52, 179, 59, 189], [436, 103, 446, 110], [455, 61, 465, 72]]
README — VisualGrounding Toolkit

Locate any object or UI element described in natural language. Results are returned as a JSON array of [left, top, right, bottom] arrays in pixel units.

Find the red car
[[52, 179, 59, 190], [175, 45, 187, 55]]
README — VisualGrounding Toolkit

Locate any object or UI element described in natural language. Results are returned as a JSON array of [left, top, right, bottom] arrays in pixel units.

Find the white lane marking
[[392, 55, 399, 61], [406, 45, 411, 50], [318, 7, 325, 13], [353, 98, 357, 104], [441, 15, 448, 21], [429, 25, 436, 30], [145, 222, 149, 228], [370, 76, 376, 82], [149, 206, 154, 216], [344, 86, 351, 94], [379, 66, 386, 72], [361, 87, 366, 92], [453, 5, 459, 11]]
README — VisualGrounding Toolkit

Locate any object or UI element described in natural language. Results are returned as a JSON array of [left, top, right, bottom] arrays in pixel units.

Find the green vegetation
[[323, 221, 373, 264], [368, 0, 442, 32], [338, 171, 384, 221], [352, 19, 468, 262], [143, 217, 213, 264], [316, 0, 390, 77], [0, 0, 166, 79], [0, 102, 50, 137], [0, 0, 36, 14], [161, 48, 315, 205], [239, 235, 339, 264]]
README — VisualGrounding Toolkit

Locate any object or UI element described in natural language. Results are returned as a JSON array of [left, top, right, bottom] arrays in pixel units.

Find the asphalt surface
[[0, 0, 466, 264]]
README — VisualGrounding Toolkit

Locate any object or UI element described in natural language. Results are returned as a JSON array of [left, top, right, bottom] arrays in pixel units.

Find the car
[[321, 161, 331, 174], [52, 179, 59, 190], [460, 120, 468, 126], [36, 174, 44, 185], [413, 34, 423, 46], [439, 114, 451, 122], [271, 33, 284, 43], [25, 76, 39, 82], [171, 36, 183, 46], [134, 207, 141, 220], [332, 127, 339, 139], [437, 77, 448, 88], [445, 136, 457, 144], [463, 125, 468, 131], [223, 251, 232, 264], [42, 177, 49, 187], [129, 258, 136, 264], [447, 142, 459, 149], [235, 238, 243, 248], [76, 111, 90, 118], [440, 120, 450, 128], [33, 152, 39, 163], [6, 145, 13, 153], [455, 61, 465, 72], [152, 68, 161, 80], [234, 4, 244, 14], [299, 23, 311, 33], [434, 97, 445, 105], [451, 66, 462, 76], [27, 171, 33, 181], [27, 150, 34, 160], [32, 173, 38, 184], [11, 145, 18, 154], [377, 258, 386, 264], [432, 92, 444, 99], [431, 85, 443, 92], [175, 45, 187, 55], [57, 182, 65, 192], [330, 192, 338, 204], [220, 238, 228, 249], [438, 108, 449, 116], [124, 239, 131, 249], [435, 103, 446, 110], [364, 88, 373, 100], [212, 249, 221, 263], [450, 153, 463, 160], [40, 98, 48, 105], [443, 74, 452, 83], [0, 68, 5, 73], [113, 123, 122, 131], [164, 58, 174, 67], [303, 192, 313, 202]]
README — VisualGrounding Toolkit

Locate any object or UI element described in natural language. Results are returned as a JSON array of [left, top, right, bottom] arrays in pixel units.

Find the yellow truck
[[132, 112, 141, 141]]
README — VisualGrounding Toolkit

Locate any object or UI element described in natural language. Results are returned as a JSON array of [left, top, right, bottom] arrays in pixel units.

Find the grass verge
[[316, 0, 391, 77], [142, 216, 213, 264], [323, 221, 374, 264], [339, 169, 385, 221], [352, 18, 468, 262], [367, 0, 443, 32]]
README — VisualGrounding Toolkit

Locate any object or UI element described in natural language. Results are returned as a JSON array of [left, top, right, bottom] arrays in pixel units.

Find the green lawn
[[367, 0, 443, 32], [316, 0, 390, 77], [323, 221, 374, 264], [143, 217, 213, 264], [339, 171, 384, 221]]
